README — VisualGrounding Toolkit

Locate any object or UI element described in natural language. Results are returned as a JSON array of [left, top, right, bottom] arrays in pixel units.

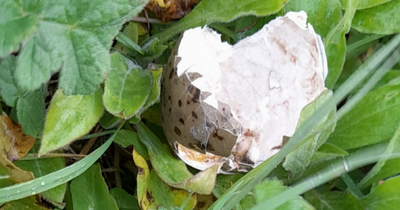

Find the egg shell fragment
[[161, 11, 328, 173]]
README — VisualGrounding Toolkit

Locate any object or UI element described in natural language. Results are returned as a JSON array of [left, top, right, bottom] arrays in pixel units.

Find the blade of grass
[[341, 173, 364, 198], [253, 123, 400, 210], [209, 34, 400, 210], [77, 129, 117, 140], [336, 48, 400, 120], [116, 32, 145, 55], [0, 128, 120, 203], [347, 34, 385, 55]]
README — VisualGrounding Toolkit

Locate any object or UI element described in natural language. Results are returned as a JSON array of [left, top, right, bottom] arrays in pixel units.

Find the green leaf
[[213, 174, 244, 198], [99, 111, 121, 129], [358, 125, 400, 188], [0, 128, 117, 203], [136, 123, 218, 194], [0, 1, 39, 57], [0, 55, 46, 137], [103, 52, 152, 119], [0, 56, 21, 107], [304, 189, 364, 210], [7, 0, 148, 95], [339, 0, 393, 9], [324, 0, 358, 88], [361, 176, 400, 209], [138, 68, 163, 115], [133, 150, 196, 210], [136, 38, 168, 66], [114, 129, 149, 160], [155, 0, 288, 43], [253, 178, 314, 210], [283, 91, 336, 178], [70, 163, 118, 210], [327, 81, 400, 149], [109, 188, 140, 210], [14, 144, 66, 207], [283, 0, 342, 38], [1, 196, 49, 210], [16, 85, 46, 138], [114, 22, 141, 56], [352, 0, 400, 35], [39, 89, 104, 155]]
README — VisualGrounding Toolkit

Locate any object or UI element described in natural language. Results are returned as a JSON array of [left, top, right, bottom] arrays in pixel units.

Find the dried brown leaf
[[146, 0, 200, 22]]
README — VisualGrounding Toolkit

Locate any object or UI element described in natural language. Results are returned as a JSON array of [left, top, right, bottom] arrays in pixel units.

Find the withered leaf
[[146, 0, 200, 22], [0, 116, 36, 161]]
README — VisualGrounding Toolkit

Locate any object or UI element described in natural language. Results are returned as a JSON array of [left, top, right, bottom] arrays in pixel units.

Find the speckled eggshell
[[161, 11, 328, 173]]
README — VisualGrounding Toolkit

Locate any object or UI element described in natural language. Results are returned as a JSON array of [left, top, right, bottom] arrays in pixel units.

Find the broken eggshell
[[161, 11, 328, 173]]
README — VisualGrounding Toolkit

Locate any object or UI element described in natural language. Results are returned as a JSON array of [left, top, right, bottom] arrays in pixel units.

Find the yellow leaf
[[133, 149, 155, 210]]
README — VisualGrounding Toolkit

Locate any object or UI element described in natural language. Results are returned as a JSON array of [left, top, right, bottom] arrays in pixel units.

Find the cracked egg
[[161, 11, 328, 173]]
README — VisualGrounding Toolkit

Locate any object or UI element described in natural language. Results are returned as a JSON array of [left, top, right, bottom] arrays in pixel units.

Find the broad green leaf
[[283, 0, 342, 38], [136, 123, 191, 182], [147, 170, 188, 210], [304, 189, 364, 210], [0, 128, 116, 203], [253, 178, 314, 210], [103, 52, 152, 119], [352, 0, 400, 35], [110, 188, 140, 210], [140, 104, 163, 126], [327, 81, 400, 149], [358, 125, 400, 188], [8, 0, 148, 95], [324, 0, 358, 88], [64, 184, 73, 210], [150, 170, 197, 210], [133, 149, 196, 210], [14, 144, 66, 206], [213, 174, 244, 198], [136, 123, 218, 194], [99, 111, 121, 129], [361, 176, 400, 209], [16, 85, 45, 138], [136, 38, 168, 66], [70, 163, 118, 210], [233, 16, 276, 42], [155, 0, 288, 43], [0, 56, 45, 138], [1, 196, 50, 210], [0, 1, 39, 57], [136, 68, 163, 117], [283, 91, 336, 178], [39, 89, 104, 155], [306, 143, 348, 167], [373, 70, 400, 91], [0, 56, 20, 106], [340, 0, 393, 9], [114, 129, 149, 160]]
